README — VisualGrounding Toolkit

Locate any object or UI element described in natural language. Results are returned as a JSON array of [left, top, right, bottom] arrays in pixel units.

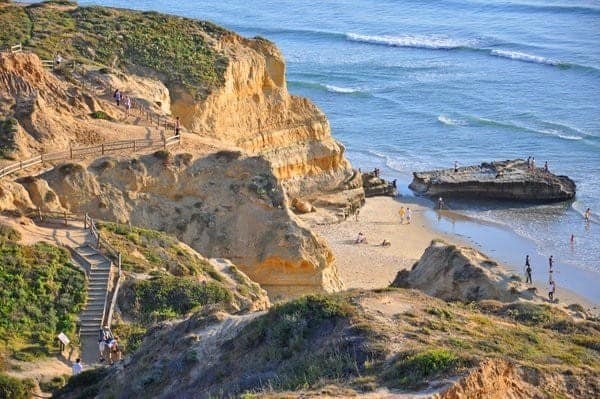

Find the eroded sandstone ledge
[[409, 159, 575, 202]]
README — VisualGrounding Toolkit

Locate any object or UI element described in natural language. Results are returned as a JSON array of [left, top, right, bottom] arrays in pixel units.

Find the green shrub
[[0, 223, 21, 241], [382, 348, 468, 389], [0, 373, 35, 399], [89, 110, 113, 120], [0, 241, 86, 359], [130, 274, 232, 324]]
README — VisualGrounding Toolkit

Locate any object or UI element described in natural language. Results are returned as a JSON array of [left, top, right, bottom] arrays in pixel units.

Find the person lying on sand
[[380, 239, 391, 247], [355, 232, 367, 244]]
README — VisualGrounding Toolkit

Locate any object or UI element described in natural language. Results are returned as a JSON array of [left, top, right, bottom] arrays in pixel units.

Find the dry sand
[[313, 197, 462, 290], [313, 197, 596, 311]]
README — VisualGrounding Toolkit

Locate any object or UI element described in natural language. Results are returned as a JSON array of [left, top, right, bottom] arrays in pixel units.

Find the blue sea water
[[81, 0, 599, 299]]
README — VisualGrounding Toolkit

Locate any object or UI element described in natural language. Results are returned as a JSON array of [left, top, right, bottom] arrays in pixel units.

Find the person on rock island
[[525, 255, 532, 284], [544, 161, 549, 173]]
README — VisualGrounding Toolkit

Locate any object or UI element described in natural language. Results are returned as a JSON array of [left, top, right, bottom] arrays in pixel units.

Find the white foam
[[324, 84, 359, 94], [346, 32, 473, 50], [437, 115, 467, 126], [490, 49, 560, 66]]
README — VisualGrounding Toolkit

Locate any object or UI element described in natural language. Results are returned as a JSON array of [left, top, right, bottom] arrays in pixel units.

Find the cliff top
[[55, 289, 600, 398], [0, 0, 232, 98]]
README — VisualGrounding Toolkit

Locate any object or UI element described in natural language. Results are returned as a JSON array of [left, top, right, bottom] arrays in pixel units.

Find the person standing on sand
[[398, 206, 406, 224], [355, 207, 360, 222], [72, 358, 83, 375], [525, 255, 532, 284], [527, 156, 531, 168], [406, 207, 412, 224], [548, 280, 556, 302]]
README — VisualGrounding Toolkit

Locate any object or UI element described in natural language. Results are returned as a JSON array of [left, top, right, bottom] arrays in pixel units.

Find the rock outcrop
[[170, 35, 357, 199], [361, 171, 397, 197], [391, 240, 540, 302], [409, 159, 575, 202], [11, 151, 343, 298]]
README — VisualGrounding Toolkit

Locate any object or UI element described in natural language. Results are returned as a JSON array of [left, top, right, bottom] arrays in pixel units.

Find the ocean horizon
[[79, 0, 600, 303]]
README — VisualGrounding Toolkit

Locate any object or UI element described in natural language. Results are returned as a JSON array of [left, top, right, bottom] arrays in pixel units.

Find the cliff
[[409, 159, 576, 202], [8, 151, 343, 297], [54, 290, 600, 398], [392, 240, 541, 302]]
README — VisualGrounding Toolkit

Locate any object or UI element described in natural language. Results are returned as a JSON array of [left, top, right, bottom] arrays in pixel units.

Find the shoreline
[[313, 196, 598, 310]]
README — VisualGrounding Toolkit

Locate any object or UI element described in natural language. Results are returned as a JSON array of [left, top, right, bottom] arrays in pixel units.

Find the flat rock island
[[409, 159, 576, 202]]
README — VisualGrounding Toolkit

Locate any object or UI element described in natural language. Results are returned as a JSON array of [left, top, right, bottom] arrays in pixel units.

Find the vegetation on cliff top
[[0, 224, 86, 362], [0, 1, 229, 98]]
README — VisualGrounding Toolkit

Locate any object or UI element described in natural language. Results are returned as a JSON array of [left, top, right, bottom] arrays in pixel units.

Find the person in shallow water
[[525, 255, 532, 284], [548, 255, 555, 283], [585, 208, 591, 223]]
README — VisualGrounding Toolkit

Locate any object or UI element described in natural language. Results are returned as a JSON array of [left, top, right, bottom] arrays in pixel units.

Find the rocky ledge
[[361, 171, 398, 197], [409, 159, 575, 202]]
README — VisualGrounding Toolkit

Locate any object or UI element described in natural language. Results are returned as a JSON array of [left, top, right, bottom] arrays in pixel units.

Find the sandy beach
[[313, 197, 597, 311]]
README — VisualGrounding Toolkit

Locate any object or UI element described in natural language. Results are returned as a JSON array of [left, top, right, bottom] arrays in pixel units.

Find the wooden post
[[102, 143, 105, 155], [19, 160, 23, 170], [38, 207, 42, 223], [117, 253, 122, 277], [64, 211, 68, 226], [133, 140, 136, 152], [70, 143, 73, 159], [40, 151, 44, 165], [84, 212, 88, 229], [97, 232, 101, 249], [163, 137, 167, 149]]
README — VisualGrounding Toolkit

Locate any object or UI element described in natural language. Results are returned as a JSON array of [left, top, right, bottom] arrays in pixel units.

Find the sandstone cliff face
[[410, 159, 576, 202], [392, 240, 541, 302], [170, 35, 356, 198], [14, 152, 342, 297]]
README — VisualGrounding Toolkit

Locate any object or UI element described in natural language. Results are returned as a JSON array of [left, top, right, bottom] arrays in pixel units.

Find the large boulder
[[409, 159, 575, 202], [391, 240, 540, 302]]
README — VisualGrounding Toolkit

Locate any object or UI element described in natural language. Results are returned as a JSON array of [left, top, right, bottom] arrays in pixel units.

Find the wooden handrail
[[0, 135, 181, 179]]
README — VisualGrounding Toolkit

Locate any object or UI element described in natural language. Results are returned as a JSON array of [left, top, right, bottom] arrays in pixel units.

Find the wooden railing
[[10, 43, 22, 53], [28, 209, 123, 328], [84, 213, 122, 328], [0, 135, 181, 179]]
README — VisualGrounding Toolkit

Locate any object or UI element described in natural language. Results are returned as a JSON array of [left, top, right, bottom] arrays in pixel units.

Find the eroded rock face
[[170, 35, 356, 199], [391, 240, 541, 302], [409, 159, 576, 202], [14, 152, 343, 297]]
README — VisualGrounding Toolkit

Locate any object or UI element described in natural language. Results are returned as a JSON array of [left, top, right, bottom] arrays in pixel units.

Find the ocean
[[80, 0, 600, 302]]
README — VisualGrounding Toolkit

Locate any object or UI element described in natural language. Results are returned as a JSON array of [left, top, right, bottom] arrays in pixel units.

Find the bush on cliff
[[0, 2, 229, 98], [0, 373, 35, 399], [0, 225, 86, 360], [125, 273, 232, 324]]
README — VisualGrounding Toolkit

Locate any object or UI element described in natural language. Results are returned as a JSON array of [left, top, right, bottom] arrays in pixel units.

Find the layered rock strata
[[409, 159, 575, 202], [392, 240, 540, 302], [8, 152, 343, 297]]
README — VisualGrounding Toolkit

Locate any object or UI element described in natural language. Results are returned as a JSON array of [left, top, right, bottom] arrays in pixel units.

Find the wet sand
[[313, 197, 597, 310]]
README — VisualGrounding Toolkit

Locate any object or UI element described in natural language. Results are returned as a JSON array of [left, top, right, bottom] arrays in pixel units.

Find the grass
[[382, 348, 469, 389], [0, 224, 86, 360], [0, 118, 19, 159], [126, 273, 232, 324], [97, 221, 219, 277], [89, 110, 113, 121], [1, 2, 229, 99], [0, 373, 35, 399]]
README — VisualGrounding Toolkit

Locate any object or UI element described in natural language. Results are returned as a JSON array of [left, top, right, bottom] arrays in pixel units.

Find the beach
[[313, 196, 597, 310]]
